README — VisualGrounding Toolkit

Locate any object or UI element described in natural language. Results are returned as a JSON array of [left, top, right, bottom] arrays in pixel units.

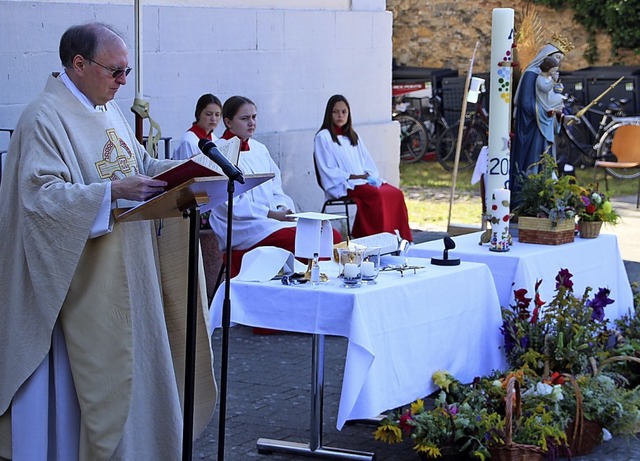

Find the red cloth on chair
[[346, 183, 413, 241], [226, 226, 342, 279]]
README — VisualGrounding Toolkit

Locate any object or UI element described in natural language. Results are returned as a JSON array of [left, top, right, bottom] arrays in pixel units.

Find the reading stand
[[116, 173, 273, 460]]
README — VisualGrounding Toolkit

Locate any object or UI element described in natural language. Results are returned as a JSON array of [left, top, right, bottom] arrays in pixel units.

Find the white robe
[[0, 74, 215, 461], [172, 130, 217, 160], [207, 138, 296, 250], [313, 129, 381, 200]]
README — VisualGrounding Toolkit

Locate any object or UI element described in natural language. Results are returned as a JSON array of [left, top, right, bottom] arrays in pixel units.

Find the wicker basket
[[517, 216, 575, 245], [578, 220, 603, 239], [489, 378, 545, 461], [564, 374, 602, 457]]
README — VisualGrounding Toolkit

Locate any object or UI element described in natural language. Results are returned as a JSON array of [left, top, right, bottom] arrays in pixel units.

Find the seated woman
[[314, 94, 413, 241], [172, 93, 222, 160], [209, 95, 342, 277]]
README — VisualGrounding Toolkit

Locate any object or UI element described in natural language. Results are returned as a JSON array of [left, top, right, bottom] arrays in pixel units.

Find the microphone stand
[[217, 177, 235, 461]]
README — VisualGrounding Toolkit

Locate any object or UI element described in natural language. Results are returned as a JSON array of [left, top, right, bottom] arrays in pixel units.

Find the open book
[[154, 136, 242, 188], [154, 154, 221, 190]]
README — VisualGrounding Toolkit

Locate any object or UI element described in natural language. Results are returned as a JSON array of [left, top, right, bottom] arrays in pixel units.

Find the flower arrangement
[[373, 371, 569, 460], [500, 268, 615, 376], [513, 154, 583, 225], [500, 267, 640, 442], [577, 187, 619, 224]]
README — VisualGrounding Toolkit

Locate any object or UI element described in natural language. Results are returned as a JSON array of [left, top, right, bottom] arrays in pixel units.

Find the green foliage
[[513, 154, 583, 225], [528, 0, 640, 61]]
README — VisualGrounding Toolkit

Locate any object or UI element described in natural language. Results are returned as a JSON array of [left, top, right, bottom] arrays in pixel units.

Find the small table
[[410, 232, 634, 319], [210, 257, 506, 460]]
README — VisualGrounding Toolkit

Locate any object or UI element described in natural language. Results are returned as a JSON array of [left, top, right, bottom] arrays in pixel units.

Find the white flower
[[522, 382, 563, 401]]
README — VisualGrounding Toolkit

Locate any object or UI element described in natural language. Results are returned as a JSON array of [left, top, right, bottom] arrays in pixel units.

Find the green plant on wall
[[529, 0, 640, 62]]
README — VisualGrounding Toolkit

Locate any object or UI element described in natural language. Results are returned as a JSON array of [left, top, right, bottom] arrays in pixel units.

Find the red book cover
[[154, 159, 221, 190]]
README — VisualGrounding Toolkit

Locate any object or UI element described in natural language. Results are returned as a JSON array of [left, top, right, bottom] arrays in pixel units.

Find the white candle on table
[[344, 263, 360, 278], [361, 261, 375, 277], [490, 188, 511, 251], [486, 8, 515, 212]]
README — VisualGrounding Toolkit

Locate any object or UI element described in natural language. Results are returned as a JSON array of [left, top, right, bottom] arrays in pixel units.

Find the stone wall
[[388, 0, 640, 74]]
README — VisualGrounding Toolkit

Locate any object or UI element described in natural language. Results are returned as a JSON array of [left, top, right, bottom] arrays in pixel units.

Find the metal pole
[[182, 207, 201, 460]]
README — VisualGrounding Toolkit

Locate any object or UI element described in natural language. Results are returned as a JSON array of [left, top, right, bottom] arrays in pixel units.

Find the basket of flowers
[[576, 186, 619, 239], [512, 154, 583, 245], [489, 377, 546, 461]]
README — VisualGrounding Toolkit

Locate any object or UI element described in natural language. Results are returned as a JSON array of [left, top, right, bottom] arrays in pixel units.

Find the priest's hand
[[111, 174, 168, 202]]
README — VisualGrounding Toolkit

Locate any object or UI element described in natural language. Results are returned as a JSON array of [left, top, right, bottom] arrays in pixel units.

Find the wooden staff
[[566, 76, 624, 126], [447, 41, 479, 232]]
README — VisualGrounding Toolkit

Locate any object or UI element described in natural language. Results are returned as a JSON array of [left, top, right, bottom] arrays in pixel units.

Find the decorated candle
[[343, 263, 360, 279], [485, 8, 515, 214], [489, 188, 511, 252]]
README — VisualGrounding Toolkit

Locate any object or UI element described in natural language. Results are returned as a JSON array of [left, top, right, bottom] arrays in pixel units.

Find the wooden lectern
[[116, 173, 273, 460]]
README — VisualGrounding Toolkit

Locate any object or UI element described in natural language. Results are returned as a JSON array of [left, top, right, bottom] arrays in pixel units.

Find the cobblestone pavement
[[194, 327, 640, 461], [193, 195, 640, 460]]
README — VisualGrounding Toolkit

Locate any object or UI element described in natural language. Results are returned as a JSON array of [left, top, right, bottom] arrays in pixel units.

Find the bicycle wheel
[[394, 113, 429, 164], [597, 122, 640, 179], [435, 119, 487, 172]]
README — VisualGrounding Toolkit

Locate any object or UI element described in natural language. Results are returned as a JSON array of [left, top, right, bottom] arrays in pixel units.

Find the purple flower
[[500, 319, 517, 353], [587, 287, 614, 322], [555, 268, 574, 291]]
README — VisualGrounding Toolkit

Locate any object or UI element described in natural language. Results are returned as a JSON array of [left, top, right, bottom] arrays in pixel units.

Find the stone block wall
[[388, 0, 640, 74]]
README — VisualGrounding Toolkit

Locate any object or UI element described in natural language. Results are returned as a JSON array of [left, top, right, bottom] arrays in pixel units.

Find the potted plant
[[512, 154, 583, 245], [576, 186, 619, 238]]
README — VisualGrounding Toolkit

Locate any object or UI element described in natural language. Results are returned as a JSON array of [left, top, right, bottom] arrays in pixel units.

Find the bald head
[[59, 23, 125, 70], [59, 22, 130, 106]]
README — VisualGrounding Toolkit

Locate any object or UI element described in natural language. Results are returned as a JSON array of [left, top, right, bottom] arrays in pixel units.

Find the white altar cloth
[[410, 233, 634, 320], [210, 258, 507, 429]]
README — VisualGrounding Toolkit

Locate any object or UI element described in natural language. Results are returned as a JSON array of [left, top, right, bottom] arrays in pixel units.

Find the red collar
[[188, 123, 213, 140], [221, 129, 250, 151]]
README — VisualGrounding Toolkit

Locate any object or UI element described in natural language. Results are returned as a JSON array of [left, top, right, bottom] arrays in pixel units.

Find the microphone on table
[[431, 235, 460, 266], [198, 138, 245, 184]]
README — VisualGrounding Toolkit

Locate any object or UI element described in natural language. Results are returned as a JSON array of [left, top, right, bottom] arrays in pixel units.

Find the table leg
[[256, 334, 375, 461]]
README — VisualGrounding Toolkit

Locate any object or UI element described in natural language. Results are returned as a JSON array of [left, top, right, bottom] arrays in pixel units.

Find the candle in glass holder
[[361, 261, 375, 277], [343, 263, 360, 279]]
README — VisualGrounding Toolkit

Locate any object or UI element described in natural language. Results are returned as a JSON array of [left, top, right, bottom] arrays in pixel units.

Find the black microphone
[[198, 138, 245, 184]]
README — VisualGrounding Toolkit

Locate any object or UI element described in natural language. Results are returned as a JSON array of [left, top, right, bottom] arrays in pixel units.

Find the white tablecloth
[[210, 258, 506, 429], [410, 232, 634, 320]]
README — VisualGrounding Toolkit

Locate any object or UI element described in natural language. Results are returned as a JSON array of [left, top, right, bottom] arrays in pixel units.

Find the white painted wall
[[0, 0, 399, 212]]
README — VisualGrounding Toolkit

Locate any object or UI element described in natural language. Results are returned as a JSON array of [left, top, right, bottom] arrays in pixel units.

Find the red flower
[[546, 371, 565, 385], [399, 411, 414, 435], [492, 204, 498, 210], [585, 204, 596, 214], [502, 215, 509, 222]]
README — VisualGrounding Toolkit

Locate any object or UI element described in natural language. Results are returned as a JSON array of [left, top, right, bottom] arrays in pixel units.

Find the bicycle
[[557, 95, 640, 179], [392, 83, 449, 163], [435, 89, 489, 172], [393, 109, 429, 164]]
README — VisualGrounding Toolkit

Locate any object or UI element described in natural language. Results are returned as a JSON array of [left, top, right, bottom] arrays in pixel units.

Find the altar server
[[314, 94, 413, 241], [173, 93, 222, 160], [209, 95, 341, 277]]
